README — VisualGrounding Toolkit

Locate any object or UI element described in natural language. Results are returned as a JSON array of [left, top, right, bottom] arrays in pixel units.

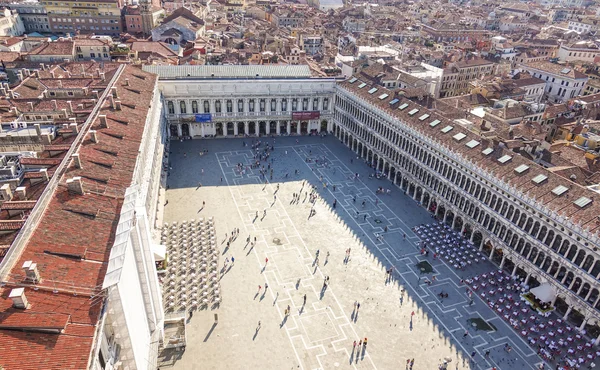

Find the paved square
[[161, 136, 547, 370]]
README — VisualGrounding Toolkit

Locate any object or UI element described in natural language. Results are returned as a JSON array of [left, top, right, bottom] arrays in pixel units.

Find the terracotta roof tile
[[0, 65, 158, 369]]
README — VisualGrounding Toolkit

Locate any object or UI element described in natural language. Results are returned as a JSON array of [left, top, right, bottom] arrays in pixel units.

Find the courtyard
[[159, 135, 547, 370]]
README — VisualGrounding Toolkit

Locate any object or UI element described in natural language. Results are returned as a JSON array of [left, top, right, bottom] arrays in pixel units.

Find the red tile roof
[[0, 311, 70, 331], [0, 201, 37, 211], [0, 64, 158, 369]]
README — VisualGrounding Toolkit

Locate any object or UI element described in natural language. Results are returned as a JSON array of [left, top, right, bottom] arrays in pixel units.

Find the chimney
[[67, 101, 73, 113], [83, 87, 89, 95], [109, 95, 115, 109], [99, 115, 108, 128], [51, 100, 58, 111], [40, 168, 49, 181], [61, 108, 68, 118], [93, 90, 99, 99], [34, 123, 41, 137], [0, 184, 13, 201], [58, 80, 62, 88], [69, 121, 78, 134], [24, 69, 30, 77], [8, 288, 28, 309], [100, 72, 105, 81], [124, 78, 130, 86], [72, 153, 82, 169], [34, 70, 39, 78], [111, 86, 118, 98], [50, 71, 55, 78], [66, 176, 84, 195], [15, 186, 26, 199], [0, 88, 5, 96], [89, 130, 98, 143], [17, 71, 23, 81], [28, 101, 34, 112], [115, 100, 122, 110], [8, 90, 14, 99], [22, 261, 40, 283], [81, 64, 85, 74], [40, 63, 45, 70]]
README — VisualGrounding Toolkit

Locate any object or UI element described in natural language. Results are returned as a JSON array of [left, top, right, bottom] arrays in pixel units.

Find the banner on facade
[[195, 114, 212, 122], [292, 111, 320, 120]]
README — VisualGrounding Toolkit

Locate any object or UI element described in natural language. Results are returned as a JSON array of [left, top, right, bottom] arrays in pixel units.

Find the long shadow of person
[[279, 315, 288, 328], [252, 327, 260, 341]]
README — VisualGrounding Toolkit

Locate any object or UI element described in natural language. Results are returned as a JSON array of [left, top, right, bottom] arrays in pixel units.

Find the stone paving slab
[[162, 136, 546, 370]]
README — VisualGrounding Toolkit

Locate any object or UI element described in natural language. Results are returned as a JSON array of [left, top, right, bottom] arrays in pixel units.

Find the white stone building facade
[[333, 79, 600, 339], [144, 65, 337, 139]]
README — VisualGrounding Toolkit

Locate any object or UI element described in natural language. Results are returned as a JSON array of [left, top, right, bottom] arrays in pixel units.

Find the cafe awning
[[530, 283, 557, 303]]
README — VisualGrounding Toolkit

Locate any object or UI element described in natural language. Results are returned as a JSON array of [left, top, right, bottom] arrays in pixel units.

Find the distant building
[[151, 7, 205, 46], [43, 0, 123, 36], [440, 58, 496, 98], [557, 41, 600, 64], [7, 2, 49, 34], [0, 9, 24, 37], [520, 61, 588, 103]]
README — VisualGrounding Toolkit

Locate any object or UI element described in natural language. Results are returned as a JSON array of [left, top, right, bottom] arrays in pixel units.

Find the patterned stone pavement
[[162, 135, 546, 370]]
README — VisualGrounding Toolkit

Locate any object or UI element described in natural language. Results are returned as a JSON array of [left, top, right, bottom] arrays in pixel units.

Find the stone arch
[[582, 255, 594, 271], [481, 239, 494, 258], [579, 282, 591, 299], [574, 249, 586, 266], [215, 122, 224, 136], [591, 260, 600, 277], [472, 230, 483, 248], [566, 245, 578, 261], [454, 216, 463, 232], [563, 271, 575, 287], [445, 210, 454, 225]]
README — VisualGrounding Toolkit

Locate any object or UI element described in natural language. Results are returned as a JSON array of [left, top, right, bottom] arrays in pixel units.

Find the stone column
[[244, 122, 249, 136], [201, 124, 205, 137], [234, 122, 238, 136], [276, 121, 281, 135], [254, 122, 259, 136], [287, 121, 291, 135], [511, 264, 518, 277], [562, 306, 572, 320], [500, 255, 507, 269], [177, 124, 182, 137], [266, 122, 270, 135], [296, 122, 301, 135]]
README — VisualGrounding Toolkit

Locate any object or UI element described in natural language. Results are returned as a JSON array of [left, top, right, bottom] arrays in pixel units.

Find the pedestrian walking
[[463, 330, 469, 338], [303, 294, 307, 304], [357, 302, 360, 311], [265, 283, 269, 290], [258, 285, 262, 293], [353, 340, 357, 349], [231, 256, 235, 264]]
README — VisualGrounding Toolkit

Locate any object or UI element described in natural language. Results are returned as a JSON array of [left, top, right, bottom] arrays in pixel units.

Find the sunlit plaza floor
[[160, 135, 546, 370]]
